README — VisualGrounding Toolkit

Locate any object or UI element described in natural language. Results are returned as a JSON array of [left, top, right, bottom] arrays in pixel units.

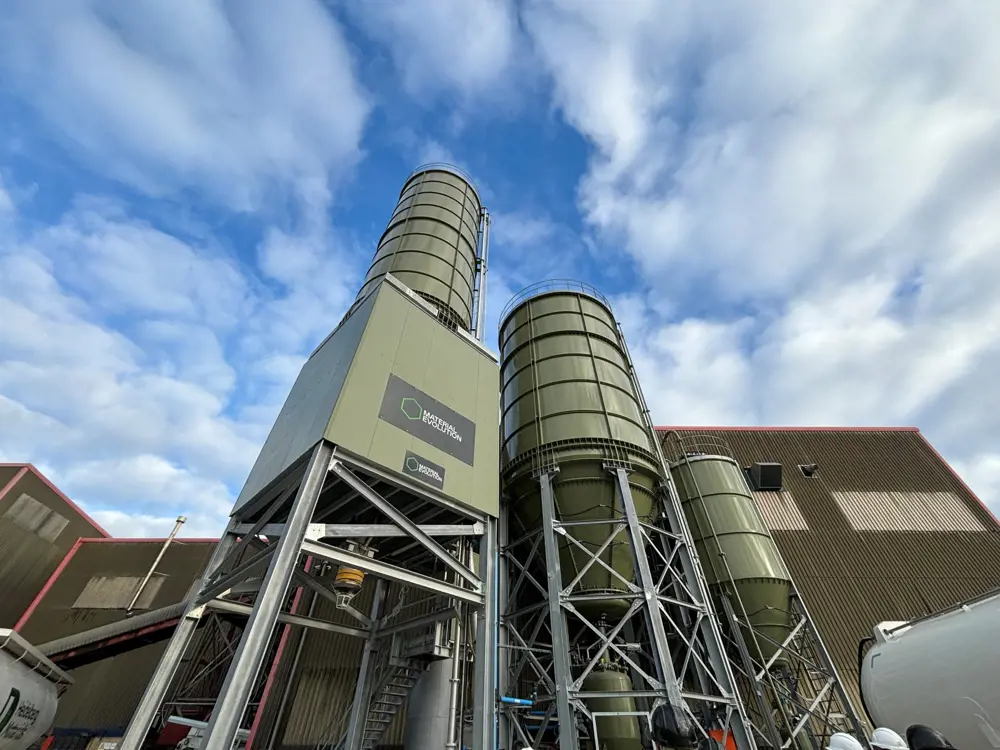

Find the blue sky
[[1, 0, 998, 537]]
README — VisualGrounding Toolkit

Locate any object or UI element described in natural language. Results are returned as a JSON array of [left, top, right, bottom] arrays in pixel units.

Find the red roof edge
[[79, 537, 220, 544], [15, 538, 85, 632], [654, 426, 920, 433], [915, 432, 1000, 526], [12, 464, 113, 537], [0, 466, 30, 504]]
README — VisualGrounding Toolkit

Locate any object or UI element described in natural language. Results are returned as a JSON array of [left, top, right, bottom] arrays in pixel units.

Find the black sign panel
[[378, 375, 476, 465], [401, 450, 446, 490]]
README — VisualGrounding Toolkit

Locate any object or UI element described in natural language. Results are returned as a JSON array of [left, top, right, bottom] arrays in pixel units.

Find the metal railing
[[403, 162, 482, 200], [499, 278, 614, 323], [660, 431, 738, 464]]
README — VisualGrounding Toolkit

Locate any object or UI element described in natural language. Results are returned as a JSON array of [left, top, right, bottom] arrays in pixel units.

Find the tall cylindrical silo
[[667, 449, 793, 665], [355, 164, 482, 332], [499, 281, 660, 750]]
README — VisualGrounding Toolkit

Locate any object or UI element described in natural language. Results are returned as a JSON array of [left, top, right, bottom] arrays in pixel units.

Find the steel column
[[201, 441, 333, 750], [538, 472, 580, 750], [119, 521, 240, 750], [345, 579, 387, 750], [497, 503, 511, 750], [614, 468, 685, 704], [471, 516, 498, 750]]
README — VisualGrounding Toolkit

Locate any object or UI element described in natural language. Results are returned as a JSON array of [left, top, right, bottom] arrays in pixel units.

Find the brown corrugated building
[[656, 426, 1000, 728], [0, 463, 110, 628], [16, 537, 218, 739]]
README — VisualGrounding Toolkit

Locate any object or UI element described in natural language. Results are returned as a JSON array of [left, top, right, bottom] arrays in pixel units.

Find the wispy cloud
[[1, 0, 998, 536], [0, 0, 370, 210]]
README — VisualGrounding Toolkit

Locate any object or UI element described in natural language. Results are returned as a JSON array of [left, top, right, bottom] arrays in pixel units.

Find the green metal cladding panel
[[499, 289, 661, 621], [669, 454, 793, 662], [233, 293, 377, 513], [355, 167, 481, 331], [326, 282, 499, 517]]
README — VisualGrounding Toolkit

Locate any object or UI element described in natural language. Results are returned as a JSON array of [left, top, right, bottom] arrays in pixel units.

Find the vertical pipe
[[127, 516, 186, 615], [201, 441, 333, 750], [476, 209, 490, 343], [496, 507, 510, 750], [119, 520, 241, 750], [538, 473, 580, 750], [471, 517, 498, 750]]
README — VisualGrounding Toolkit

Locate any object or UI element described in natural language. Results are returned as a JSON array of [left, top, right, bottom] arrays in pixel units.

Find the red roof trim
[[77, 537, 220, 544], [0, 466, 29, 504], [654, 426, 920, 433], [915, 432, 1000, 526], [2, 464, 113, 537], [15, 538, 85, 632]]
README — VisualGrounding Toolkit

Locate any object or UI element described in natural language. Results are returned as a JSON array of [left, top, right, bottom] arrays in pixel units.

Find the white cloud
[[346, 0, 521, 102], [0, 199, 365, 537], [522, 1, 1000, 512], [0, 0, 370, 210]]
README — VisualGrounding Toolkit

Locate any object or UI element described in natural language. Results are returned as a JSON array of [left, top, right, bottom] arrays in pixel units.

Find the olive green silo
[[499, 282, 661, 622], [669, 453, 793, 665], [356, 164, 481, 331]]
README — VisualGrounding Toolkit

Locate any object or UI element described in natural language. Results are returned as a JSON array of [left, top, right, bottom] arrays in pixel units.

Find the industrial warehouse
[[2, 165, 998, 750]]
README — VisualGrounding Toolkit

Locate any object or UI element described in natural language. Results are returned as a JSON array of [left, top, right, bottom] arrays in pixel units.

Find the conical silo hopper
[[668, 450, 793, 665], [499, 282, 661, 623], [356, 164, 482, 332]]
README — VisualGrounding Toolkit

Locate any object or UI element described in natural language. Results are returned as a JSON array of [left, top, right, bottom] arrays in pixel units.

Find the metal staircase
[[359, 654, 427, 749]]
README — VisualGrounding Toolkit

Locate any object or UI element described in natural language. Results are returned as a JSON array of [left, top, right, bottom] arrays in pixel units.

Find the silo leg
[[538, 472, 581, 750], [201, 441, 332, 750], [345, 579, 387, 750], [118, 520, 241, 750], [471, 517, 498, 750]]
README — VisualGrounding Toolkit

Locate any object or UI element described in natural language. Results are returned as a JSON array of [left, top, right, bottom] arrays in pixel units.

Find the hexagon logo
[[405, 456, 420, 472], [400, 397, 423, 420]]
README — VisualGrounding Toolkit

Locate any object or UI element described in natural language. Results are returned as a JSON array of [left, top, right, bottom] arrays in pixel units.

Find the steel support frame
[[499, 464, 755, 750], [664, 438, 868, 750], [120, 439, 498, 750]]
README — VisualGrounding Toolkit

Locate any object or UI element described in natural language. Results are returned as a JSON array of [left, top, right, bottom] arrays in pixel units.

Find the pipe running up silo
[[499, 281, 665, 750], [666, 439, 793, 667], [355, 163, 483, 332]]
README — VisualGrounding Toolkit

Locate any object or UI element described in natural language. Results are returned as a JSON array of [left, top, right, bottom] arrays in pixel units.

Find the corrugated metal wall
[[17, 539, 216, 733], [270, 577, 456, 750], [660, 428, 1000, 726], [1, 466, 107, 628]]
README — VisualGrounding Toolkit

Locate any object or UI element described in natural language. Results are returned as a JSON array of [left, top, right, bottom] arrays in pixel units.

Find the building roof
[[0, 463, 111, 537], [655, 425, 995, 523]]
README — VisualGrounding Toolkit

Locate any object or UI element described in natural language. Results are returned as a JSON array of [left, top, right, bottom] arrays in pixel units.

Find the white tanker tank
[[0, 630, 72, 750], [859, 588, 1000, 750]]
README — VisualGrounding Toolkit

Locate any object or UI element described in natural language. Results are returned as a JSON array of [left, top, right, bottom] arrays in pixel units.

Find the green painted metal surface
[[235, 279, 499, 517], [499, 286, 660, 620], [328, 281, 499, 517], [356, 165, 482, 332], [581, 669, 642, 750], [669, 454, 793, 664]]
